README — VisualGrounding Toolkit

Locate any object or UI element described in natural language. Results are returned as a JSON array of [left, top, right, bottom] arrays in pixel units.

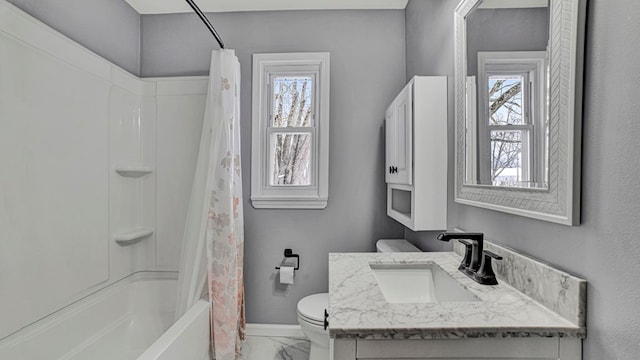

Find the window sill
[[251, 196, 328, 209]]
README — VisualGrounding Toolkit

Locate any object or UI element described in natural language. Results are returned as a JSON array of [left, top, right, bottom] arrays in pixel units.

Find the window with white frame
[[477, 51, 548, 188], [251, 53, 330, 209]]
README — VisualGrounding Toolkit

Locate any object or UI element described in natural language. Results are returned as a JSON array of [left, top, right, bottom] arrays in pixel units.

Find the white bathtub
[[0, 272, 211, 360]]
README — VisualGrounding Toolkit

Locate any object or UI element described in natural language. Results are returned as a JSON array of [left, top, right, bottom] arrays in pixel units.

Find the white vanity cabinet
[[333, 337, 581, 360], [385, 76, 447, 231]]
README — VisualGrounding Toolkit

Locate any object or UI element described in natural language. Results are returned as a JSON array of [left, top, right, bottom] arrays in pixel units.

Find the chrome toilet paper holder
[[275, 249, 300, 271]]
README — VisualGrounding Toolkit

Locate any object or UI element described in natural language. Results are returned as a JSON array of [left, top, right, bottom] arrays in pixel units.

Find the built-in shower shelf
[[114, 228, 154, 245], [115, 166, 154, 178]]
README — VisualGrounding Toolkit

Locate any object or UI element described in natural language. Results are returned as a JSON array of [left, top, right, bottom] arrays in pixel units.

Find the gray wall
[[466, 7, 549, 75], [405, 0, 640, 359], [141, 10, 407, 324], [405, 0, 460, 252], [6, 0, 141, 75]]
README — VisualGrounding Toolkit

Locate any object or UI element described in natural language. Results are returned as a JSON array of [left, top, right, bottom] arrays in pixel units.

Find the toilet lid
[[297, 293, 328, 323]]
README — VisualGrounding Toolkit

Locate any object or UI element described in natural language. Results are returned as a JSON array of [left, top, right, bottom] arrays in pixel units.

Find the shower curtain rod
[[185, 0, 225, 49]]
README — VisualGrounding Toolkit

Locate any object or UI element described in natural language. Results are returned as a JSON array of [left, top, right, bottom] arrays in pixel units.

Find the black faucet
[[437, 232, 484, 272], [437, 232, 502, 285]]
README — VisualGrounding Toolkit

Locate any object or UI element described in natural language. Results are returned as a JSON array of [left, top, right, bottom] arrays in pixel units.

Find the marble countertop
[[328, 252, 585, 340]]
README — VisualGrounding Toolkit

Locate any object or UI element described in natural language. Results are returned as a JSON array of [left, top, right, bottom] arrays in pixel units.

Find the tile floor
[[239, 335, 310, 360]]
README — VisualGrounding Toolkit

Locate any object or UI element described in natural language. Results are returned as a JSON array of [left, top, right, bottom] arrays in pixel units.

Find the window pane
[[270, 132, 312, 186], [490, 130, 529, 186], [272, 76, 314, 127], [488, 75, 523, 125]]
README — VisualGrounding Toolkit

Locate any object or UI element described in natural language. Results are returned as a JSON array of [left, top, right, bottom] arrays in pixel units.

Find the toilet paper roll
[[279, 266, 295, 285]]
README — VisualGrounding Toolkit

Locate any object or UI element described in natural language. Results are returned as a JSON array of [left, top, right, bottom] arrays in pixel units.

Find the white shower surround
[[0, 1, 212, 358], [124, 0, 409, 14]]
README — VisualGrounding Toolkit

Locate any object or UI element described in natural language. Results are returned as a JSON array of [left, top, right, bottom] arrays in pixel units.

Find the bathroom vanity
[[328, 245, 586, 360]]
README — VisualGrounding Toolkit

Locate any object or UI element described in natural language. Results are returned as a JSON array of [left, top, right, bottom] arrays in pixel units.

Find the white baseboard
[[245, 323, 304, 338]]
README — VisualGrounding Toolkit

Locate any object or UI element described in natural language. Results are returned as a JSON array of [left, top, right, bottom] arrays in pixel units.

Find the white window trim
[[477, 51, 547, 187], [465, 75, 478, 184], [251, 53, 330, 209]]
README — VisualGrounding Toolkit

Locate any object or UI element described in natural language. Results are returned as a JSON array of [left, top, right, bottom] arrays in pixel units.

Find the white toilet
[[296, 239, 421, 360]]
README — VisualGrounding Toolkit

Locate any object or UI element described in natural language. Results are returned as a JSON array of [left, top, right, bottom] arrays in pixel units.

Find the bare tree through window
[[488, 76, 525, 186], [271, 76, 313, 186]]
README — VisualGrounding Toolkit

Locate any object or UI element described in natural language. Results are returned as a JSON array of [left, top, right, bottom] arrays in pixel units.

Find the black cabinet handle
[[324, 309, 329, 330]]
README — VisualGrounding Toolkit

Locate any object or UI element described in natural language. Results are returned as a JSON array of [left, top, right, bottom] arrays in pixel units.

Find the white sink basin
[[370, 262, 480, 303]]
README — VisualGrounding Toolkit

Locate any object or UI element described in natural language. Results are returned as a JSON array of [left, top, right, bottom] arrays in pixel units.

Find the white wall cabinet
[[385, 83, 413, 185], [385, 76, 447, 231]]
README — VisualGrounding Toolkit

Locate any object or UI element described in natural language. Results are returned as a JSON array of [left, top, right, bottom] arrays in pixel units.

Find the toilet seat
[[298, 314, 324, 327], [297, 293, 328, 326]]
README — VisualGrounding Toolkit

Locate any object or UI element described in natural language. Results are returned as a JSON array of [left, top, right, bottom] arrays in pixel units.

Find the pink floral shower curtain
[[175, 49, 244, 359], [205, 49, 245, 359]]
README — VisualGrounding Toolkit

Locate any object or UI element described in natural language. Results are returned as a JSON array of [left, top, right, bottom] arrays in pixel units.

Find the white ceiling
[[124, 0, 409, 14], [478, 0, 548, 9]]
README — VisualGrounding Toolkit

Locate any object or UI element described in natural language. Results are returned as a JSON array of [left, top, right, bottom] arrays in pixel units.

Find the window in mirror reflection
[[488, 75, 528, 186], [477, 51, 548, 188]]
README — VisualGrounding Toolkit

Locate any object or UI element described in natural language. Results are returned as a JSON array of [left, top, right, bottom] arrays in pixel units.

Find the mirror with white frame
[[454, 0, 587, 225]]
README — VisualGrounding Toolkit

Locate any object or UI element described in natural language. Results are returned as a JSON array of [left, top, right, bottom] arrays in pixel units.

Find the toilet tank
[[376, 239, 421, 253]]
